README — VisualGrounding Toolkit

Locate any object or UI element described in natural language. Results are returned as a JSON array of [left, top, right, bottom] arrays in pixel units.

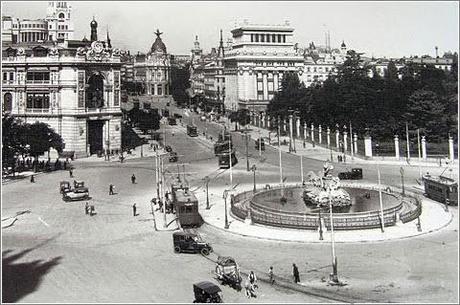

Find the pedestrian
[[109, 184, 114, 195], [90, 205, 95, 216], [85, 202, 89, 215], [293, 263, 300, 283], [248, 271, 258, 289], [69, 168, 73, 178], [132, 203, 137, 216], [268, 266, 275, 285], [131, 174, 136, 184], [30, 175, 35, 183]]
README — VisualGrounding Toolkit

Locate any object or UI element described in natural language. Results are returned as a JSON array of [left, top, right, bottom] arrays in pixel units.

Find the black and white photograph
[[1, 0, 458, 303]]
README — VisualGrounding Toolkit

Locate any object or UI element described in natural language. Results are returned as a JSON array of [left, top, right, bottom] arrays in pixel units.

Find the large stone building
[[2, 16, 122, 158], [223, 21, 305, 111], [2, 1, 74, 44], [133, 29, 171, 101]]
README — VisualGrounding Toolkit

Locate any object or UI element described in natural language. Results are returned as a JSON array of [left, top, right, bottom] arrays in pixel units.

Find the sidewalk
[[195, 181, 454, 243]]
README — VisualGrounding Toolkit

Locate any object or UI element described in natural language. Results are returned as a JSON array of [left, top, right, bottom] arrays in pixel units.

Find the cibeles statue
[[303, 162, 351, 211]]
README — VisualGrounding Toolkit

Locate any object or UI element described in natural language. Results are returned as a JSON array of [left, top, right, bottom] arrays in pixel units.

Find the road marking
[[38, 217, 50, 227]]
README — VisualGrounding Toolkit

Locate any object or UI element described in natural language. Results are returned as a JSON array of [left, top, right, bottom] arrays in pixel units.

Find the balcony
[[25, 108, 50, 113], [26, 80, 51, 84]]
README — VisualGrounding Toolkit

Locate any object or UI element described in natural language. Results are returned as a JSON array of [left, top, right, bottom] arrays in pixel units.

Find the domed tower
[[150, 29, 167, 54], [90, 17, 98, 42], [341, 40, 347, 54]]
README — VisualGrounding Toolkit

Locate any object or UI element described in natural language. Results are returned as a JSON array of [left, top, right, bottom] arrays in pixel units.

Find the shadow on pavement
[[2, 248, 62, 303]]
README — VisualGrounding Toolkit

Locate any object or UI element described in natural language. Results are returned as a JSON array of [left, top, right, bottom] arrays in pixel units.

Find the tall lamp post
[[251, 165, 257, 192], [204, 176, 210, 209], [376, 142, 385, 233], [245, 131, 250, 171], [223, 190, 230, 229], [327, 185, 340, 285]]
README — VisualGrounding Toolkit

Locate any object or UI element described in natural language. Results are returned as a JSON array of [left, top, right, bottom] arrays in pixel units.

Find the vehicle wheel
[[174, 246, 181, 253], [201, 248, 209, 256]]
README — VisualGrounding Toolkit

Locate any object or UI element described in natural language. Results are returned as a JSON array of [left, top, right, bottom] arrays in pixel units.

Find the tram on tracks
[[170, 182, 203, 227], [422, 173, 458, 205]]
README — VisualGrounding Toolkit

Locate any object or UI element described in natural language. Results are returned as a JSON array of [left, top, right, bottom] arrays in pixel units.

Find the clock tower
[[45, 1, 74, 41]]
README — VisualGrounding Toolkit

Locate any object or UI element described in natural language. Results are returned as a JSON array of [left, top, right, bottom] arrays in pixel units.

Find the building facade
[[2, 1, 74, 44], [223, 21, 305, 111], [133, 29, 171, 99], [2, 19, 122, 158]]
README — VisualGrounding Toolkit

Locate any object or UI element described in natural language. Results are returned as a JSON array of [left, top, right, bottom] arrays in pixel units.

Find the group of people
[[85, 202, 95, 216], [10, 157, 72, 176]]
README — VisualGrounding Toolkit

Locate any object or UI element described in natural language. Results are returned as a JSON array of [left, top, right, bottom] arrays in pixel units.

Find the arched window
[[58, 12, 65, 19], [86, 74, 105, 108], [3, 93, 13, 112]]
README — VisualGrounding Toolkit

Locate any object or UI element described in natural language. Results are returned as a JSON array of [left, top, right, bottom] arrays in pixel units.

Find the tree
[[24, 122, 64, 158], [171, 64, 191, 107], [2, 113, 27, 170], [403, 90, 447, 141]]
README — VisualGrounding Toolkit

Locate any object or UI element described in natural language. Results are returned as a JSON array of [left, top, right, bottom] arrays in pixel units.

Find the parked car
[[338, 168, 363, 180], [165, 145, 173, 153], [169, 151, 178, 162], [173, 231, 213, 255]]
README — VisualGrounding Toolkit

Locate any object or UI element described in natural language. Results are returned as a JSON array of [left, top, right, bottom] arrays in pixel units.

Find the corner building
[[2, 19, 122, 158], [223, 22, 304, 111]]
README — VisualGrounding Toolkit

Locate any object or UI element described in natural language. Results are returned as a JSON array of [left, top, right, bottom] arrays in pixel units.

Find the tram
[[173, 187, 203, 227], [422, 173, 458, 205], [218, 151, 238, 169], [187, 124, 198, 137]]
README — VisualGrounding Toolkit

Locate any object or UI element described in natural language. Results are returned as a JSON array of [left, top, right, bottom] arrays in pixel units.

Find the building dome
[[341, 40, 346, 48], [150, 29, 167, 54]]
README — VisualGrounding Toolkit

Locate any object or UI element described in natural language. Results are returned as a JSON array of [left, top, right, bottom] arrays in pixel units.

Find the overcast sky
[[2, 1, 458, 58]]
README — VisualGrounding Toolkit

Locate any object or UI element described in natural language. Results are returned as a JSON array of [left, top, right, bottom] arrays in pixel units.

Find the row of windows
[[21, 23, 46, 29], [250, 33, 286, 43], [27, 72, 50, 81], [27, 93, 50, 109], [252, 61, 295, 67], [21, 32, 47, 42], [2, 72, 14, 81], [57, 25, 69, 30], [306, 66, 336, 73]]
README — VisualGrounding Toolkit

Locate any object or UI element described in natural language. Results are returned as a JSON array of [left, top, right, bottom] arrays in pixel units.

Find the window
[[59, 12, 65, 19], [278, 34, 281, 42], [266, 34, 270, 42], [2, 72, 7, 81], [282, 35, 286, 43], [260, 34, 265, 42], [26, 71, 50, 83], [272, 34, 276, 42], [251, 34, 254, 42], [26, 93, 50, 109], [9, 72, 14, 81], [158, 86, 162, 95], [3, 93, 13, 112]]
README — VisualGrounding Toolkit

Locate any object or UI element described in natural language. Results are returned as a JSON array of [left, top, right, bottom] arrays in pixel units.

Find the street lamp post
[[400, 167, 405, 196], [223, 190, 230, 229], [376, 142, 385, 233], [277, 116, 284, 198], [246, 132, 250, 171], [251, 165, 257, 192], [300, 155, 304, 185], [327, 186, 339, 284], [204, 176, 210, 209]]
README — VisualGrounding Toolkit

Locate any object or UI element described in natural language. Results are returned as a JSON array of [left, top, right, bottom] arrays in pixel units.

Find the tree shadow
[[2, 248, 62, 303]]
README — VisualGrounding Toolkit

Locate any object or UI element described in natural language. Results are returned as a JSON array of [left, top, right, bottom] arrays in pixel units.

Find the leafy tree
[[171, 64, 191, 107], [24, 122, 64, 158], [2, 113, 27, 170]]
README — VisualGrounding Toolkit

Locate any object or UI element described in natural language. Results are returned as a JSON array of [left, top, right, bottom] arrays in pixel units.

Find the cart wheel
[[201, 248, 209, 256], [174, 246, 181, 253]]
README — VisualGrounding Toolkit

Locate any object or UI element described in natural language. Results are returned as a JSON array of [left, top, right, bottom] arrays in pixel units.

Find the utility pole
[[406, 122, 411, 161], [400, 167, 405, 196], [229, 136, 233, 189], [251, 165, 257, 192], [377, 163, 385, 233], [204, 176, 210, 209], [246, 132, 250, 171], [328, 186, 339, 284], [300, 155, 304, 185]]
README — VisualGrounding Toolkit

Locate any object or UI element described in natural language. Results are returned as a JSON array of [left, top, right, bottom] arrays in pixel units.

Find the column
[[289, 114, 294, 151], [283, 119, 287, 133], [335, 129, 340, 149], [303, 122, 307, 139], [394, 135, 400, 159], [448, 136, 454, 161], [421, 136, 427, 160], [296, 116, 300, 138], [353, 133, 358, 154], [327, 127, 331, 147], [364, 136, 373, 158], [318, 125, 322, 144], [310, 123, 315, 142], [267, 115, 271, 129], [262, 73, 268, 100], [261, 113, 265, 128], [343, 131, 348, 153]]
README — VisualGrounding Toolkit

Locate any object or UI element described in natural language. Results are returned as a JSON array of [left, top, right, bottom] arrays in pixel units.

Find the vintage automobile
[[60, 181, 72, 194], [193, 281, 223, 303], [173, 231, 212, 255], [165, 145, 173, 153], [338, 168, 363, 180], [61, 180, 90, 202], [215, 256, 242, 291], [169, 152, 178, 163], [168, 117, 177, 125]]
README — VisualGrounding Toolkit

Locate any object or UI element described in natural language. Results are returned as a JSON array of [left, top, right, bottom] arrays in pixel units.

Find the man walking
[[109, 184, 114, 195], [268, 266, 275, 285], [85, 202, 89, 215], [69, 168, 73, 178], [131, 174, 136, 184], [293, 263, 300, 283], [132, 203, 137, 216]]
